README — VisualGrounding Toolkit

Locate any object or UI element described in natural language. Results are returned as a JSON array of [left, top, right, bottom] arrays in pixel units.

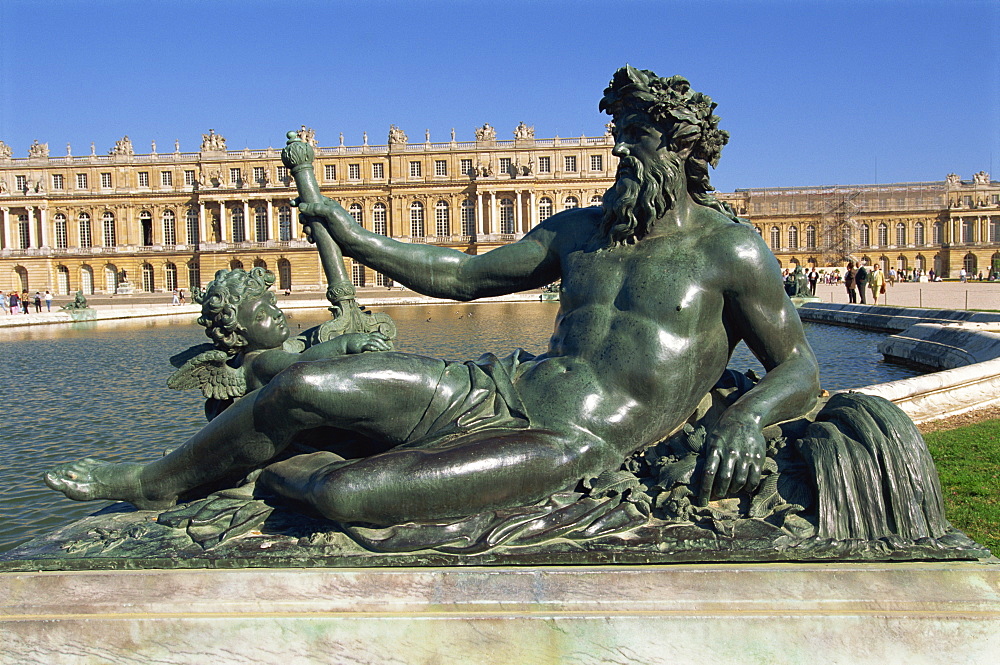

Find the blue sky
[[0, 0, 997, 192]]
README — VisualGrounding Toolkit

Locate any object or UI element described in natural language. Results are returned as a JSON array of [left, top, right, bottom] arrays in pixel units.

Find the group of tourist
[[2, 290, 52, 314]]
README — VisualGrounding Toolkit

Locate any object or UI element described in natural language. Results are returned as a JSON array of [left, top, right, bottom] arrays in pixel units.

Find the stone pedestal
[[2, 562, 998, 664]]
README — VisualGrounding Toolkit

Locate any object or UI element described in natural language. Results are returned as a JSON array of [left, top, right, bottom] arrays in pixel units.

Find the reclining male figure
[[46, 67, 820, 526]]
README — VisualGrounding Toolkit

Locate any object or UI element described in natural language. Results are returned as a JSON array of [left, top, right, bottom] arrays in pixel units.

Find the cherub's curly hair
[[600, 65, 738, 224], [197, 267, 275, 353]]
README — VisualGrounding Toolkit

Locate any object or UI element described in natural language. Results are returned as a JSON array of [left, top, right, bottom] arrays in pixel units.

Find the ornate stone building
[[2, 125, 998, 295], [719, 171, 1000, 277], [0, 126, 615, 294]]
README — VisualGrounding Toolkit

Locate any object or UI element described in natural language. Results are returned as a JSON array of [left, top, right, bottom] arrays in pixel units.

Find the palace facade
[[1, 125, 998, 295]]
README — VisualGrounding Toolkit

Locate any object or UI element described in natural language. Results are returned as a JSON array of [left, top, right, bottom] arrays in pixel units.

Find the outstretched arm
[[698, 227, 820, 504], [296, 197, 571, 301]]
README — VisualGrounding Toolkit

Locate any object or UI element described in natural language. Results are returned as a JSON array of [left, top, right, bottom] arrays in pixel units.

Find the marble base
[[2, 562, 998, 664]]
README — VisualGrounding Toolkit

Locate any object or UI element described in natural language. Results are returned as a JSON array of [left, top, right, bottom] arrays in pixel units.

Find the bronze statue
[[43, 67, 975, 559], [60, 290, 89, 310]]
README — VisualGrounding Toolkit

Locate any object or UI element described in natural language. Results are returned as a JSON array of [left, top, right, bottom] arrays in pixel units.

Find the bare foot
[[44, 458, 175, 510]]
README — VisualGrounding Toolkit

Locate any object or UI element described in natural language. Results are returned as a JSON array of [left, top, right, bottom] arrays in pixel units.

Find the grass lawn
[[924, 421, 1000, 555]]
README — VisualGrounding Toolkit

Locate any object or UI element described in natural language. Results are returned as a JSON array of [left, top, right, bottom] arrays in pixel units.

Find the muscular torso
[[516, 210, 739, 453]]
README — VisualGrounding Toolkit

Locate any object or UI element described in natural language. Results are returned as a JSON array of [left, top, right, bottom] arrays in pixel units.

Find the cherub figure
[[168, 266, 390, 420]]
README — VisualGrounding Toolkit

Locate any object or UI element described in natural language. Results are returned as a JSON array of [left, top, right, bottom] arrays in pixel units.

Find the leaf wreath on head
[[167, 348, 247, 401]]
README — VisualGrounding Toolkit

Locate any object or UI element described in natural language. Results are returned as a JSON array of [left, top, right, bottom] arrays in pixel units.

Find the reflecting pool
[[0, 301, 922, 553]]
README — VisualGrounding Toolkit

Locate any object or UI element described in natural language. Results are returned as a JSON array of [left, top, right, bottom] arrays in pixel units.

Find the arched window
[[16, 215, 29, 249], [277, 259, 291, 292], [373, 202, 388, 236], [769, 227, 780, 250], [805, 225, 816, 250], [914, 221, 925, 246], [278, 206, 292, 241], [859, 224, 870, 247], [188, 260, 201, 290], [80, 265, 94, 294], [229, 259, 244, 270], [162, 210, 176, 246], [140, 263, 154, 292], [102, 211, 116, 247], [231, 206, 246, 243], [754, 225, 762, 236], [140, 210, 153, 246], [964, 253, 978, 275], [896, 255, 908, 271], [895, 222, 906, 246], [460, 200, 475, 236], [351, 259, 366, 287], [57, 265, 70, 295], [253, 258, 267, 270], [538, 197, 553, 222], [410, 201, 425, 237], [963, 218, 975, 243], [915, 255, 925, 271], [104, 264, 118, 293], [164, 262, 178, 292], [877, 222, 888, 247], [254, 206, 268, 242], [788, 226, 798, 250], [435, 200, 450, 236], [186, 208, 199, 245], [499, 198, 515, 234], [348, 203, 363, 225], [54, 214, 68, 249], [79, 213, 92, 248], [564, 196, 579, 210], [590, 195, 602, 205]]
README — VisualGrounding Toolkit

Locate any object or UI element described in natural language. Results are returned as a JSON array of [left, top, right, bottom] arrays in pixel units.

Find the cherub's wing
[[169, 343, 216, 368], [167, 350, 247, 400]]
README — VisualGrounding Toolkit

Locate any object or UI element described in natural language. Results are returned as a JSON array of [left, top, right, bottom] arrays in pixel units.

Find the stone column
[[38, 207, 49, 248], [199, 201, 207, 245], [25, 207, 35, 248], [219, 201, 228, 242], [1, 207, 9, 250], [515, 190, 523, 233]]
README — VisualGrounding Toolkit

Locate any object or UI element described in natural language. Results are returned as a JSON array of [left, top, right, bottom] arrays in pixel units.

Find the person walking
[[855, 263, 869, 304], [869, 264, 885, 306], [33, 292, 42, 313], [960, 267, 967, 282], [808, 267, 819, 296], [20, 290, 30, 314], [845, 262, 857, 304], [44, 290, 52, 312], [9, 291, 19, 315]]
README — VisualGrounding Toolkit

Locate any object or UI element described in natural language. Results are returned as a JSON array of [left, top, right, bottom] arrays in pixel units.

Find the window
[[101, 172, 112, 188], [409, 161, 422, 178], [254, 206, 268, 242], [52, 174, 64, 190], [789, 200, 797, 213], [102, 212, 116, 247], [140, 210, 153, 245], [538, 156, 551, 173], [184, 170, 196, 186], [896, 222, 907, 246], [162, 210, 177, 245], [138, 172, 149, 187], [590, 195, 602, 205], [769, 227, 780, 250], [277, 259, 291, 291], [564, 196, 579, 210], [914, 222, 925, 246], [435, 200, 450, 236], [79, 213, 92, 248], [186, 208, 199, 245], [499, 199, 515, 234], [165, 263, 178, 292], [805, 225, 816, 249], [933, 222, 942, 245], [859, 224, 870, 247], [57, 265, 70, 294], [188, 260, 201, 290], [590, 155, 603, 171], [278, 206, 292, 241], [877, 223, 888, 247], [351, 260, 366, 287], [231, 206, 246, 242], [410, 201, 425, 237], [753, 202, 762, 214], [276, 166, 289, 182], [461, 200, 475, 235], [539, 197, 553, 221], [788, 226, 798, 250], [15, 175, 26, 191], [460, 159, 472, 175], [963, 195, 973, 207], [348, 203, 363, 224], [963, 218, 975, 243], [499, 158, 512, 175], [76, 173, 88, 189], [897, 197, 905, 208], [373, 203, 387, 235], [141, 263, 155, 292], [348, 164, 360, 179], [324, 164, 337, 181], [17, 215, 29, 249], [54, 214, 68, 249], [564, 156, 577, 172], [992, 194, 999, 205], [161, 171, 173, 187], [372, 163, 384, 179], [253, 167, 264, 183], [435, 160, 447, 177], [230, 168, 241, 184]]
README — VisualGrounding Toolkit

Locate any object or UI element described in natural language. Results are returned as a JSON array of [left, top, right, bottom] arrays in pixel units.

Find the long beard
[[600, 154, 681, 246]]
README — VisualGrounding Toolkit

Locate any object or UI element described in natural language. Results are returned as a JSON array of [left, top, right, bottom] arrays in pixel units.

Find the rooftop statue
[[41, 67, 983, 562]]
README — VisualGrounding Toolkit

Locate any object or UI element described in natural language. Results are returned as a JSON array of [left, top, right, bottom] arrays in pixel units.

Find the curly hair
[[196, 267, 276, 353], [600, 65, 739, 224]]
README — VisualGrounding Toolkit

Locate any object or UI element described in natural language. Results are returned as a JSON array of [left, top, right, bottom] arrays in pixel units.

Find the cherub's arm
[[247, 333, 390, 387]]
